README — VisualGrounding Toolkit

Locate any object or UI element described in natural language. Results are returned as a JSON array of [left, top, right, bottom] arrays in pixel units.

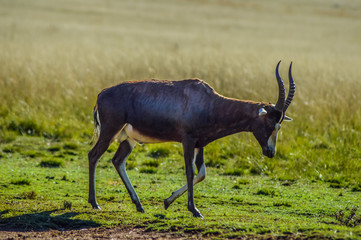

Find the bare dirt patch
[[0, 227, 203, 240], [0, 210, 203, 239]]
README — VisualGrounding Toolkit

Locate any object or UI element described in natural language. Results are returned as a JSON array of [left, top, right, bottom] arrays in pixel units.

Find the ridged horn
[[283, 62, 296, 113], [274, 60, 286, 112]]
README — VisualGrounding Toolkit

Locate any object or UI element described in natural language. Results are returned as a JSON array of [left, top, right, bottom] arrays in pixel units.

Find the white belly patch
[[122, 124, 165, 144]]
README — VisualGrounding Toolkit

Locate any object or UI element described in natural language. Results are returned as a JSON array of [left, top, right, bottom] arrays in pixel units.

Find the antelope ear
[[284, 115, 293, 121], [259, 108, 267, 116]]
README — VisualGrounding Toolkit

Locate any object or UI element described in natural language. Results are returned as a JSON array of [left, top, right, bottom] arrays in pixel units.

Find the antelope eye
[[269, 110, 283, 122]]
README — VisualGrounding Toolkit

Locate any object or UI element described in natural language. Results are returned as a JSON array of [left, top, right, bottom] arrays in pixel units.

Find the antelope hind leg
[[112, 138, 144, 213]]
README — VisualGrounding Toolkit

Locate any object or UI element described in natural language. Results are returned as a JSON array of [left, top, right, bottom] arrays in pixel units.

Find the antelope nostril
[[267, 148, 275, 158], [263, 147, 275, 158]]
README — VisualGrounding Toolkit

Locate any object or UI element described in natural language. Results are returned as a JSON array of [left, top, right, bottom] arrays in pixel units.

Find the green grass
[[0, 0, 360, 238], [335, 207, 361, 228], [0, 136, 361, 238], [10, 179, 31, 186], [39, 159, 64, 168]]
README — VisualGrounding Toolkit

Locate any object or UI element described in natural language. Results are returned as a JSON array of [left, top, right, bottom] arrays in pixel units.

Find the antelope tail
[[90, 104, 101, 147]]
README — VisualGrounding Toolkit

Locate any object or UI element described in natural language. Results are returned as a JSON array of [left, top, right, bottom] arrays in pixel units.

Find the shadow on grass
[[0, 210, 100, 231]]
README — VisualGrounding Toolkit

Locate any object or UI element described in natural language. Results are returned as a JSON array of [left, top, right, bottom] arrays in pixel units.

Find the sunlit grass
[[0, 0, 360, 238], [0, 136, 360, 238]]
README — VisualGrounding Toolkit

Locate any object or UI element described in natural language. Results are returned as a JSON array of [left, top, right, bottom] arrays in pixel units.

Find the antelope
[[88, 61, 295, 218]]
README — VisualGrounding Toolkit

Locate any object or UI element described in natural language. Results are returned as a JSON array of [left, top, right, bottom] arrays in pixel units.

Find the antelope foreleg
[[164, 148, 206, 214]]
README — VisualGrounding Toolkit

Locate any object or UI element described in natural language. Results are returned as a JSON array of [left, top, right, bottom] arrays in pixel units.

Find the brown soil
[[0, 227, 203, 240]]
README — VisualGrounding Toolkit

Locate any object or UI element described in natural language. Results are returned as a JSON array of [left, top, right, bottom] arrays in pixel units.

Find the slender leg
[[164, 148, 206, 210], [182, 141, 203, 218], [112, 139, 144, 213], [88, 130, 115, 209]]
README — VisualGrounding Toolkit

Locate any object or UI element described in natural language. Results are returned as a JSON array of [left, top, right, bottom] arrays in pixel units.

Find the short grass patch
[[10, 179, 31, 186], [39, 159, 64, 168], [224, 168, 245, 176], [63, 142, 79, 150], [63, 200, 72, 210], [142, 159, 160, 168], [17, 190, 38, 200], [335, 206, 361, 227], [47, 145, 62, 153], [256, 187, 279, 197], [147, 146, 170, 159], [140, 166, 158, 174]]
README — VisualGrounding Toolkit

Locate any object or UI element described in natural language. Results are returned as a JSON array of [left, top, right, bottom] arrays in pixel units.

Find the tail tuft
[[90, 104, 100, 146]]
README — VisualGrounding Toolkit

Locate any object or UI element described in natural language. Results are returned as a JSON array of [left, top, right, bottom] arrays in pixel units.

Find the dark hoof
[[136, 204, 145, 213], [164, 199, 170, 210], [193, 212, 203, 219], [92, 205, 102, 210], [190, 208, 203, 219]]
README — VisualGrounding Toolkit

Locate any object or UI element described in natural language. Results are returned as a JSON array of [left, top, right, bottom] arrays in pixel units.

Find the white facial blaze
[[278, 112, 284, 123], [267, 123, 281, 152]]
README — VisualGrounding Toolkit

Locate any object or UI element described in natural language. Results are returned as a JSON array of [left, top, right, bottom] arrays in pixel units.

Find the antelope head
[[252, 61, 296, 158]]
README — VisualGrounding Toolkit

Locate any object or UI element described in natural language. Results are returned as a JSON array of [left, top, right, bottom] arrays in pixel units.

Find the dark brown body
[[97, 79, 264, 147], [88, 62, 295, 218]]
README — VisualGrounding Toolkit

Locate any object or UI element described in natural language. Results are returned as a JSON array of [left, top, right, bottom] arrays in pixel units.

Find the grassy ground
[[0, 137, 361, 239], [0, 0, 361, 239]]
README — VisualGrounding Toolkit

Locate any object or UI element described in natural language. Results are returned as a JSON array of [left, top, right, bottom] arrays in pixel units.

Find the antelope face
[[252, 107, 285, 158]]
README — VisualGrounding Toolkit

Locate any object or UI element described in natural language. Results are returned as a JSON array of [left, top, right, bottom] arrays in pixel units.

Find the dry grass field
[[1, 0, 360, 131]]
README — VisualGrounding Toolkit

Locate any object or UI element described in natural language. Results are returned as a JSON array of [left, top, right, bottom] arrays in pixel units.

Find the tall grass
[[0, 0, 360, 179]]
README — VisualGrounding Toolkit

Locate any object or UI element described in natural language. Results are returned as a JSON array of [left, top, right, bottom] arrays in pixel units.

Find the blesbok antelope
[[88, 61, 295, 218]]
